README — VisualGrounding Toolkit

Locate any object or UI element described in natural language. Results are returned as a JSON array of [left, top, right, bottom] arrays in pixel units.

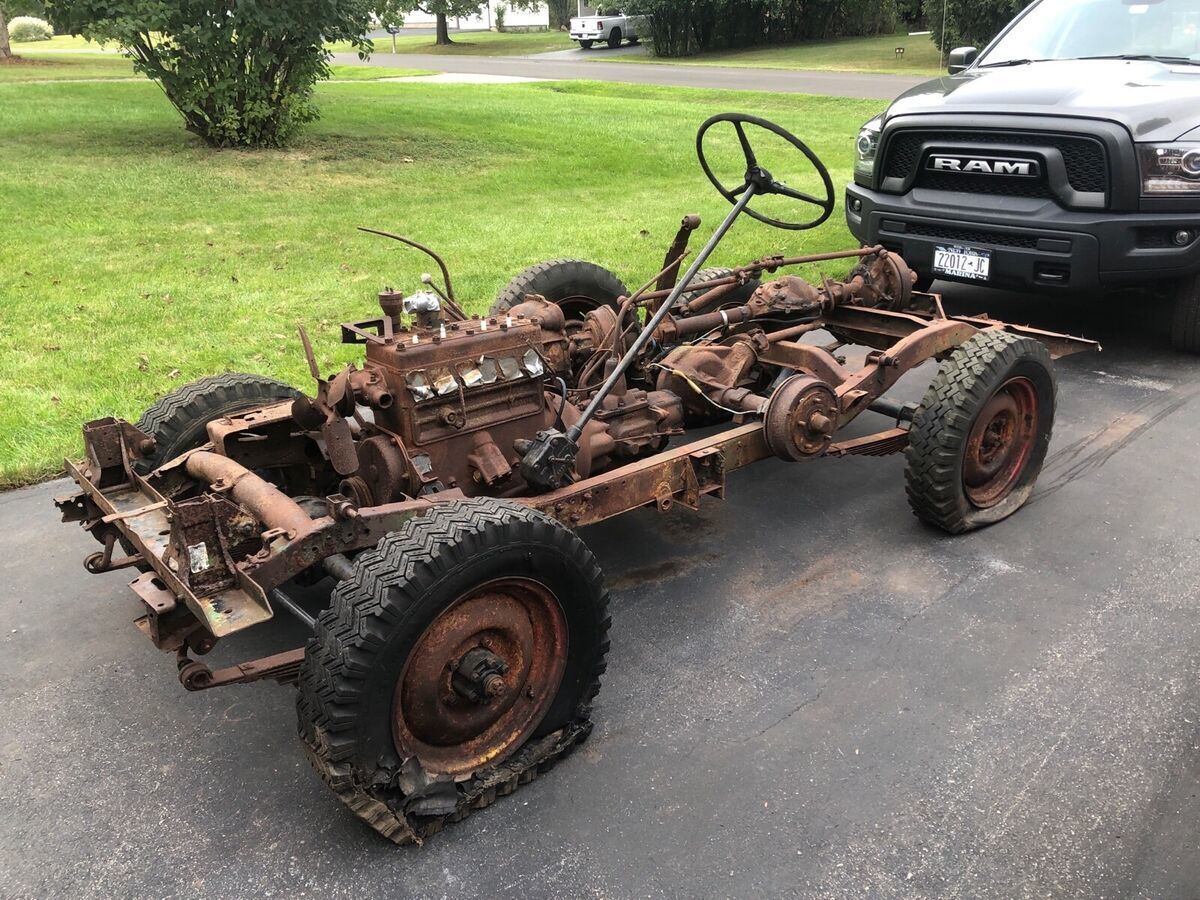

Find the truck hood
[[886, 59, 1200, 143]]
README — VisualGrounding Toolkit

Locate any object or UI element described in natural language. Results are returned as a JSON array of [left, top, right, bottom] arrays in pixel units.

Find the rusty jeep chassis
[[59, 269, 1089, 693]]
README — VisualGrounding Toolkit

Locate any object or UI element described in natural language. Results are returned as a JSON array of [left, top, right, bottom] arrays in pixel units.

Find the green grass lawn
[[0, 52, 133, 81], [0, 77, 875, 487], [8, 34, 104, 50], [328, 29, 574, 56], [622, 32, 946, 76]]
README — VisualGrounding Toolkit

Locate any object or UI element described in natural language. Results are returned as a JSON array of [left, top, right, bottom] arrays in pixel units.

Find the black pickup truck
[[847, 0, 1200, 351]]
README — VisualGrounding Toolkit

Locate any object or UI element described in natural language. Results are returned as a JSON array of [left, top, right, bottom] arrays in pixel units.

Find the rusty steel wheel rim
[[963, 376, 1039, 508], [393, 577, 568, 777]]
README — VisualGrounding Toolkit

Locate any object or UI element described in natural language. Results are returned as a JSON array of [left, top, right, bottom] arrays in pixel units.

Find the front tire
[[296, 499, 611, 843], [134, 372, 301, 473], [905, 331, 1056, 534], [1170, 274, 1200, 353]]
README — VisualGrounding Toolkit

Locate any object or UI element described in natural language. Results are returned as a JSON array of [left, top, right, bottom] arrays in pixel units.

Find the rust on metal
[[962, 376, 1039, 507], [59, 224, 1097, 681], [176, 647, 306, 691], [392, 577, 568, 777], [51, 112, 1106, 848]]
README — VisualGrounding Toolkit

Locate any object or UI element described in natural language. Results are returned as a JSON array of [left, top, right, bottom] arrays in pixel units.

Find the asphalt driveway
[[1, 287, 1198, 898], [329, 50, 927, 100]]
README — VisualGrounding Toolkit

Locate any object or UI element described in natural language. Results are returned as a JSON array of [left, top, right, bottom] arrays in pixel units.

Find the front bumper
[[846, 183, 1200, 291]]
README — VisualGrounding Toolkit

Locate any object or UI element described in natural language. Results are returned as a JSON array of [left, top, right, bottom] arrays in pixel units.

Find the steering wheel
[[696, 113, 835, 231]]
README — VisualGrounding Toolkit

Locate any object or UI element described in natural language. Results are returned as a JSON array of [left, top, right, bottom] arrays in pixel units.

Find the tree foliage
[[46, 0, 392, 147], [626, 0, 899, 57], [922, 0, 1030, 53]]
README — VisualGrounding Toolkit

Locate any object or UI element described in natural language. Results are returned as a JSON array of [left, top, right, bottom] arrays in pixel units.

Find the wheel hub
[[764, 374, 840, 460], [393, 577, 568, 777], [963, 376, 1038, 508], [451, 646, 510, 703]]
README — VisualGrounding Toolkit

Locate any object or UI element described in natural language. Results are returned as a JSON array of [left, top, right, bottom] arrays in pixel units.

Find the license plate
[[932, 245, 991, 281]]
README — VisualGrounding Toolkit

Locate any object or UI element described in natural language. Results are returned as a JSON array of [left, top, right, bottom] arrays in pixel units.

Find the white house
[[400, 2, 550, 31]]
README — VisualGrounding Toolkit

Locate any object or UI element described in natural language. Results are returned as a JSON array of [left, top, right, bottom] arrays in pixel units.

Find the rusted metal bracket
[[656, 214, 702, 294], [101, 500, 169, 524], [177, 647, 306, 691], [527, 425, 757, 528], [81, 417, 155, 489]]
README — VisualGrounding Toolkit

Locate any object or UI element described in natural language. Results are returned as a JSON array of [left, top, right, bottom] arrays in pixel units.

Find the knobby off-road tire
[[490, 258, 629, 321], [296, 499, 611, 845], [134, 372, 302, 474], [905, 330, 1056, 534], [677, 266, 762, 315], [1170, 274, 1200, 354]]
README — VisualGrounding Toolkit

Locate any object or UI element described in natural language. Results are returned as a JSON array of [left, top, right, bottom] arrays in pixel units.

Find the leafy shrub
[[626, 0, 898, 58], [9, 16, 54, 42], [48, 0, 390, 148]]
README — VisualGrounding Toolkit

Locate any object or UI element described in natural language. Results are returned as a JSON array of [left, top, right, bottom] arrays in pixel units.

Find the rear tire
[[677, 266, 761, 315], [1170, 274, 1200, 353], [491, 258, 629, 321], [607, 27, 622, 48], [905, 331, 1056, 534], [579, 40, 593, 49], [296, 499, 610, 843], [134, 372, 301, 473]]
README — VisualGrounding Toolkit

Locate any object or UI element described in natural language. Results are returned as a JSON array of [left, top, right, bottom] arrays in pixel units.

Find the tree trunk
[[0, 10, 12, 61], [435, 13, 454, 45]]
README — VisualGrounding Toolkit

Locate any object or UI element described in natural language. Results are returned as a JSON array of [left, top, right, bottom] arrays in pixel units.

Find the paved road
[[2, 286, 1199, 897], [331, 50, 928, 99]]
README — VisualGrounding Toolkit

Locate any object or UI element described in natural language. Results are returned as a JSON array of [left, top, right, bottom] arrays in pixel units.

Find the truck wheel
[[579, 40, 593, 49], [296, 499, 610, 844], [607, 27, 622, 48], [1170, 274, 1200, 354], [905, 331, 1055, 534], [134, 373, 302, 474], [491, 258, 629, 321], [677, 266, 761, 315]]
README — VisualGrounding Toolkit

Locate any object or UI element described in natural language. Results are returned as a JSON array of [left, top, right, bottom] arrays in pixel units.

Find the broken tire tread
[[904, 330, 1055, 534], [296, 499, 610, 845]]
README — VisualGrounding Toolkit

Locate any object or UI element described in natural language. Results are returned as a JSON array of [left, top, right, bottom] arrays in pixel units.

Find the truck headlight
[[854, 119, 882, 184], [1138, 144, 1200, 194]]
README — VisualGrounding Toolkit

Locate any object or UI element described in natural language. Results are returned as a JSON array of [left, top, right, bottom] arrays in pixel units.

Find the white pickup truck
[[569, 9, 648, 49]]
